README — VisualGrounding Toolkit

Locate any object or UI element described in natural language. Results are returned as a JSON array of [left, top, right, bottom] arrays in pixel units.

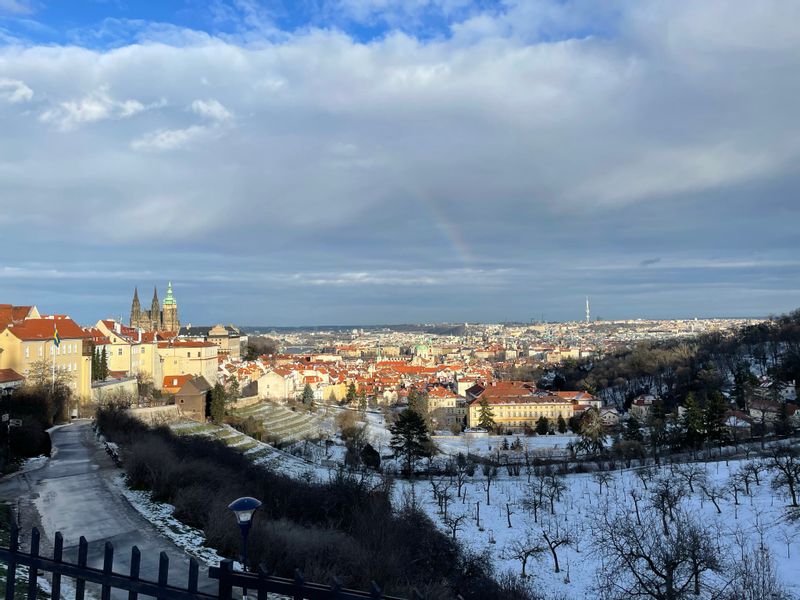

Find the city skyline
[[1, 1, 798, 324]]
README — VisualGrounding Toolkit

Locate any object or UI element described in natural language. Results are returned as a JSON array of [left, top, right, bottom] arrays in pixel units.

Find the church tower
[[130, 287, 142, 329], [150, 286, 160, 332], [162, 281, 180, 333]]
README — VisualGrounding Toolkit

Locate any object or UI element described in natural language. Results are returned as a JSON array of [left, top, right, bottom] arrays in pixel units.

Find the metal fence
[[0, 525, 418, 600]]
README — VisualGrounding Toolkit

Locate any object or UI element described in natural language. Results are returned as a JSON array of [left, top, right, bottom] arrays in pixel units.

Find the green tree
[[556, 414, 567, 434], [228, 377, 240, 401], [623, 415, 644, 442], [389, 409, 434, 476], [91, 348, 99, 381], [301, 383, 314, 405], [681, 392, 705, 449], [577, 407, 605, 454], [536, 416, 550, 435], [209, 383, 226, 424], [732, 362, 758, 410], [344, 382, 357, 406], [703, 392, 727, 445], [357, 389, 367, 413], [476, 398, 497, 431], [99, 347, 109, 381]]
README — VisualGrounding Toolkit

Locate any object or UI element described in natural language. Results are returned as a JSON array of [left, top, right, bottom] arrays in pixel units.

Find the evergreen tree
[[99, 347, 109, 381], [557, 414, 567, 434], [228, 377, 240, 401], [357, 390, 367, 414], [301, 383, 314, 405], [681, 392, 705, 449], [703, 392, 727, 445], [477, 398, 497, 431], [345, 382, 356, 405], [501, 437, 510, 451], [209, 383, 226, 424], [91, 349, 99, 381], [389, 409, 433, 476], [622, 415, 644, 442], [733, 362, 758, 410], [775, 400, 792, 436], [536, 415, 550, 435]]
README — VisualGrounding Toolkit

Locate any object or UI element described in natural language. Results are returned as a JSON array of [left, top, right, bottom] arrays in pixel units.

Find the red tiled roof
[[0, 369, 24, 384], [6, 317, 90, 341]]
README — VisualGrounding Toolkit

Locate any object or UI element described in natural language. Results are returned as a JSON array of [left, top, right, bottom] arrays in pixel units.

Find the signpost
[[1, 414, 8, 423]]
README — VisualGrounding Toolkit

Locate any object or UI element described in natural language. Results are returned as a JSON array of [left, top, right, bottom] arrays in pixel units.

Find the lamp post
[[227, 497, 261, 571]]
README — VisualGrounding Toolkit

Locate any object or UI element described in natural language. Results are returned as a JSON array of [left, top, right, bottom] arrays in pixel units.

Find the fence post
[[5, 522, 18, 600], [156, 551, 169, 600], [75, 536, 88, 600], [101, 541, 114, 600], [293, 568, 305, 600], [217, 559, 234, 600], [188, 557, 199, 594], [370, 581, 382, 599], [51, 532, 63, 600], [128, 546, 141, 600], [256, 564, 268, 600], [26, 527, 40, 600]]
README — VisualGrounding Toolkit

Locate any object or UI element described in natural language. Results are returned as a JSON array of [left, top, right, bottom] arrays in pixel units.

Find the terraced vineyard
[[168, 420, 321, 477], [232, 402, 324, 446]]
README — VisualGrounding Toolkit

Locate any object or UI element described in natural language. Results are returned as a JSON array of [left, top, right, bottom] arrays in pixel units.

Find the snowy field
[[115, 409, 800, 599]]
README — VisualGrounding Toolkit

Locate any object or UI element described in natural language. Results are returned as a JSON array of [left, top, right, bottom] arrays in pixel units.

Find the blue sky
[[0, 0, 799, 326]]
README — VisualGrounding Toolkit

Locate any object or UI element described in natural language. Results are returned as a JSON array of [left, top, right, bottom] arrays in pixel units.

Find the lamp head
[[228, 496, 262, 525]]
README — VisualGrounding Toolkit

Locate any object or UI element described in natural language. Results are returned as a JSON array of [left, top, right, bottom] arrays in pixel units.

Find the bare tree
[[635, 465, 657, 491], [444, 512, 468, 541], [592, 507, 723, 600], [650, 476, 687, 534], [700, 481, 728, 514], [743, 459, 768, 487], [674, 463, 707, 494], [501, 528, 545, 578], [540, 519, 572, 573], [451, 452, 475, 498], [482, 461, 499, 505], [768, 446, 800, 507], [593, 471, 613, 495]]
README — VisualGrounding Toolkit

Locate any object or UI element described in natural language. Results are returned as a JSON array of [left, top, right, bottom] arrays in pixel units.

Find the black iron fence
[[0, 525, 419, 600]]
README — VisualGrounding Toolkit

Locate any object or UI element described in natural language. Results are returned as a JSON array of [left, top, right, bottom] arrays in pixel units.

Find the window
[[197, 352, 200, 358], [187, 352, 191, 358], [118, 348, 123, 356], [141, 347, 145, 354]]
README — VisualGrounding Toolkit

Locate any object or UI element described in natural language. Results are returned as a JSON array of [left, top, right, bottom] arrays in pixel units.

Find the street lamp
[[228, 496, 261, 571]]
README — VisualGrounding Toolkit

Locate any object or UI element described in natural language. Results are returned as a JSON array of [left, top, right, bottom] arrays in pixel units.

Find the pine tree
[[536, 416, 550, 435], [91, 349, 99, 381], [345, 382, 356, 405], [578, 407, 605, 454], [302, 383, 314, 405], [557, 414, 567, 434], [357, 390, 367, 413], [477, 398, 497, 431], [99, 347, 109, 381], [681, 392, 705, 449], [389, 409, 434, 476], [704, 392, 727, 445], [623, 415, 644, 442], [210, 383, 226, 424]]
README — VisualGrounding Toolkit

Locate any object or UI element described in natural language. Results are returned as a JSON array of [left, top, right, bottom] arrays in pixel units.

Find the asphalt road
[[0, 420, 218, 598]]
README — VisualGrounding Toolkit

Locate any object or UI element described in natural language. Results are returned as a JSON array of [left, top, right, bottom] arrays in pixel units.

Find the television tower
[[585, 296, 590, 324]]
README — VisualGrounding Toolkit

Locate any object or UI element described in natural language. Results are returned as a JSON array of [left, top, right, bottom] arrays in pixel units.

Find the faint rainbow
[[417, 197, 474, 264]]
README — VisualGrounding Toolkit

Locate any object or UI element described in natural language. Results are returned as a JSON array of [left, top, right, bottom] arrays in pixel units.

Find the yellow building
[[157, 341, 218, 384], [95, 320, 163, 387], [466, 381, 573, 431], [0, 316, 92, 414]]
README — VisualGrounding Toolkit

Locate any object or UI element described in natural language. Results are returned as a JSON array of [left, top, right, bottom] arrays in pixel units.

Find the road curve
[[0, 420, 217, 597]]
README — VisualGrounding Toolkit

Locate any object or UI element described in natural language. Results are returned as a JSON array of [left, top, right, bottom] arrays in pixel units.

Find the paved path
[[0, 420, 218, 598]]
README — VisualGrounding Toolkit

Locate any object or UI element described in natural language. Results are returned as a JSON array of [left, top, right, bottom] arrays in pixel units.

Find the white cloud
[[0, 0, 35, 15], [190, 98, 232, 121], [130, 125, 210, 152], [0, 77, 32, 103], [38, 85, 155, 131]]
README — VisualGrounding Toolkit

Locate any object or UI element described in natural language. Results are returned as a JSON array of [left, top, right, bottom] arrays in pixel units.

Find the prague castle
[[130, 282, 180, 333]]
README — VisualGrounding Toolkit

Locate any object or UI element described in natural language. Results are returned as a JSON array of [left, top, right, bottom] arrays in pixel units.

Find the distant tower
[[130, 287, 142, 328], [162, 281, 180, 332], [585, 296, 590, 324], [150, 286, 160, 331]]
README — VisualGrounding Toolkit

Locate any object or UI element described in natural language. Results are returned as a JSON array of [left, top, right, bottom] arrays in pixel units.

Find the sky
[[0, 0, 798, 326]]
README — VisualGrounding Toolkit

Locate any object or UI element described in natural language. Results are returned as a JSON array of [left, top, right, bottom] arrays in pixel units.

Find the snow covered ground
[[156, 409, 800, 599]]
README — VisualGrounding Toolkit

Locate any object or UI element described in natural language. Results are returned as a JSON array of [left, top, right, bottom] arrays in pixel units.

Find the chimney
[[137, 327, 142, 343], [114, 321, 121, 334]]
